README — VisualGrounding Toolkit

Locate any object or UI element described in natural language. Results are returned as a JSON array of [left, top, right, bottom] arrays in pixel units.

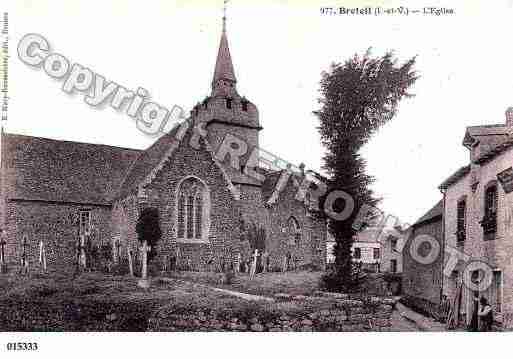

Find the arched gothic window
[[176, 177, 210, 241], [287, 216, 301, 244]]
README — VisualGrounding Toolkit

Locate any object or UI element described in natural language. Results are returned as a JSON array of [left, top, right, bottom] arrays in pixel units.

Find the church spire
[[222, 0, 227, 33], [212, 0, 237, 93]]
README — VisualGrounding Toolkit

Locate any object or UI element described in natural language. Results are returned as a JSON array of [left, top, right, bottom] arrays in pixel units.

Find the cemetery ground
[[0, 270, 431, 331]]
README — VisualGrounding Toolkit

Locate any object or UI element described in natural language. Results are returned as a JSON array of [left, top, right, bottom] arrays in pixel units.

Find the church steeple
[[212, 1, 237, 97], [192, 1, 261, 154]]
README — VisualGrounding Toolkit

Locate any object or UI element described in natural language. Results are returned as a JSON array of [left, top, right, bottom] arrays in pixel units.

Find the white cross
[[0, 238, 6, 264]]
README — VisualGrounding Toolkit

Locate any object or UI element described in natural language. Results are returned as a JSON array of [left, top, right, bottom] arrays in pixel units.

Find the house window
[[373, 248, 380, 260], [482, 182, 498, 239], [451, 270, 459, 279], [314, 238, 322, 252], [457, 199, 466, 243], [389, 236, 398, 251], [241, 99, 248, 112], [176, 177, 209, 241], [390, 259, 397, 273], [79, 209, 91, 236], [287, 216, 301, 244], [354, 247, 361, 259], [226, 98, 232, 109]]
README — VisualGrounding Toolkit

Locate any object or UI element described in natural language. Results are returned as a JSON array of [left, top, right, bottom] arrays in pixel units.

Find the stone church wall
[[267, 177, 327, 271], [113, 133, 241, 272], [2, 200, 111, 273]]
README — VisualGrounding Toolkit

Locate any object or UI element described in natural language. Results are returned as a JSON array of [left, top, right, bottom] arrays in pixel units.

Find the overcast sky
[[5, 0, 513, 224]]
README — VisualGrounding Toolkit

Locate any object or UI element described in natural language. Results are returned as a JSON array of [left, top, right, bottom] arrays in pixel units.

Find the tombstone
[[115, 239, 122, 264], [39, 240, 47, 272], [127, 246, 134, 276], [79, 234, 87, 269], [169, 255, 176, 272], [20, 235, 29, 275], [261, 252, 269, 273], [282, 255, 288, 272], [175, 247, 181, 270], [0, 237, 6, 266], [249, 249, 258, 279], [235, 253, 241, 273], [137, 241, 151, 288], [294, 256, 300, 271]]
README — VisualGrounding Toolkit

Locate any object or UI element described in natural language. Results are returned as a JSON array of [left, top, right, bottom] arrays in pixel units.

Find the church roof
[[413, 200, 443, 227], [212, 28, 237, 84], [115, 125, 182, 200], [2, 133, 140, 205]]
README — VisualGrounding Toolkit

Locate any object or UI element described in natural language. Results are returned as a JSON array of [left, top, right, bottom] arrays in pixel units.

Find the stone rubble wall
[[148, 291, 397, 331]]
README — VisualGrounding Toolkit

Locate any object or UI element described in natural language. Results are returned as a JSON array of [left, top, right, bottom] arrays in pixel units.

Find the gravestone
[[249, 249, 258, 278], [235, 253, 241, 273], [138, 241, 151, 288], [39, 240, 47, 272], [0, 236, 6, 273], [261, 252, 269, 273], [20, 235, 29, 274], [0, 238, 6, 264], [115, 240, 122, 264], [127, 246, 134, 276], [169, 255, 177, 272]]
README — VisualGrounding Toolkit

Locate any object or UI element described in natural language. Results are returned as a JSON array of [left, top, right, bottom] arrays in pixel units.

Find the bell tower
[[191, 3, 262, 155]]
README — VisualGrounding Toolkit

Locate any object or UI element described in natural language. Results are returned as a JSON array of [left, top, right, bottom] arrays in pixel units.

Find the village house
[[439, 107, 513, 328], [351, 228, 403, 274], [402, 200, 443, 315], [0, 21, 327, 274]]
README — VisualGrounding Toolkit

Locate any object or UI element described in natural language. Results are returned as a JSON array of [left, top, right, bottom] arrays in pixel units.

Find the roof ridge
[[4, 132, 142, 153]]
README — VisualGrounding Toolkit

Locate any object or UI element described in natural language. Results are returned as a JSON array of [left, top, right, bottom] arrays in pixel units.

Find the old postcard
[[0, 0, 511, 357]]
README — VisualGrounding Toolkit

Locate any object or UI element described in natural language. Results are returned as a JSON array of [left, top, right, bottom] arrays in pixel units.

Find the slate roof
[[439, 165, 470, 190], [413, 200, 443, 227], [115, 125, 182, 200], [1, 127, 279, 206], [440, 124, 513, 189], [354, 228, 382, 243], [213, 28, 237, 83], [464, 124, 513, 152], [474, 135, 513, 165], [2, 133, 141, 205]]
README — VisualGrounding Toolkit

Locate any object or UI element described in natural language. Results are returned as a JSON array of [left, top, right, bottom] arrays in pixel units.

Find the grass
[[0, 270, 395, 331], [0, 271, 244, 331], [0, 271, 327, 331], [165, 270, 324, 296]]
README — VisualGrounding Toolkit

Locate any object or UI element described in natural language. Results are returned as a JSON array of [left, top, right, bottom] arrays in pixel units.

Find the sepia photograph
[[0, 0, 512, 357]]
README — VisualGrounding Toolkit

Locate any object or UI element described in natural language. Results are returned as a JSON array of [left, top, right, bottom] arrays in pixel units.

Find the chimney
[[506, 107, 513, 126]]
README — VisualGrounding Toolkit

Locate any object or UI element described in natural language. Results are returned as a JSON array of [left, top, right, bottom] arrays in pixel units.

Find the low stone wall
[[148, 291, 397, 331], [400, 295, 441, 320]]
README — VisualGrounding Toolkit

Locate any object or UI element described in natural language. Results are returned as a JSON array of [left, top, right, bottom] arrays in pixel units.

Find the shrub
[[136, 207, 162, 263]]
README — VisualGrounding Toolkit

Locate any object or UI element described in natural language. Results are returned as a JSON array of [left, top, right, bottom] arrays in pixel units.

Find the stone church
[[0, 23, 327, 274]]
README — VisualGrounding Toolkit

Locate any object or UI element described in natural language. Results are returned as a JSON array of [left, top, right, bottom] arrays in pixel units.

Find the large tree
[[316, 50, 417, 291]]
